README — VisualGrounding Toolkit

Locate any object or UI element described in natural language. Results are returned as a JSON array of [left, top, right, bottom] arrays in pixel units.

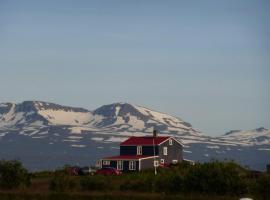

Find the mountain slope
[[0, 101, 269, 171], [220, 127, 270, 146], [91, 103, 200, 135]]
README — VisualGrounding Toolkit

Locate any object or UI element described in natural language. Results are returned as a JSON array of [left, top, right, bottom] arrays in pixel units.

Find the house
[[99, 130, 183, 172]]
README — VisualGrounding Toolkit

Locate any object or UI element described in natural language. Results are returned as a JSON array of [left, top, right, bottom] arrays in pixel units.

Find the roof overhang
[[120, 136, 184, 146], [158, 136, 184, 146], [101, 155, 158, 161]]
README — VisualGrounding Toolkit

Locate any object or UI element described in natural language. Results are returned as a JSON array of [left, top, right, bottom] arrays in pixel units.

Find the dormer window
[[169, 139, 173, 145], [137, 146, 142, 155]]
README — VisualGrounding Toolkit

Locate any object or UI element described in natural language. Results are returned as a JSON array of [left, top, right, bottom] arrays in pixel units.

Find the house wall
[[101, 160, 139, 172], [158, 139, 183, 165], [139, 157, 156, 171], [120, 145, 159, 156], [102, 160, 117, 169]]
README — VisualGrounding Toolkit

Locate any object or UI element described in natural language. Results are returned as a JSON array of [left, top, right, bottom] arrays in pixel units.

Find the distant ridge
[[0, 100, 269, 171]]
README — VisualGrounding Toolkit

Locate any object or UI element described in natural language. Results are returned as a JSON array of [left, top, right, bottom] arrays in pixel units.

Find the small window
[[117, 161, 123, 170], [169, 139, 173, 145], [129, 161, 136, 170], [154, 160, 159, 167], [163, 147, 168, 156], [103, 160, 110, 165], [160, 159, 164, 164], [137, 146, 142, 155], [96, 160, 101, 168], [172, 160, 178, 164]]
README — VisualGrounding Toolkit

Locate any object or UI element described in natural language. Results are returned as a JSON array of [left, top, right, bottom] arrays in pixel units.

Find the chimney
[[153, 130, 157, 138]]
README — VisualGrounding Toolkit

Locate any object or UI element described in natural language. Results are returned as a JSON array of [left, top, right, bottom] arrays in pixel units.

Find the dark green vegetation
[[0, 160, 269, 200], [0, 160, 30, 189]]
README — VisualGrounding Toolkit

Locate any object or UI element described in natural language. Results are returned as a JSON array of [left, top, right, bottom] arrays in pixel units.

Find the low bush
[[0, 160, 31, 189], [49, 174, 76, 192], [80, 175, 111, 191], [120, 174, 155, 192], [183, 161, 249, 195], [253, 175, 270, 200], [155, 174, 183, 194]]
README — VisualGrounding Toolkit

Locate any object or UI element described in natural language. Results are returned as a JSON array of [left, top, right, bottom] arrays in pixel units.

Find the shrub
[[120, 174, 155, 192], [183, 161, 248, 195], [155, 174, 183, 194], [80, 176, 110, 191], [49, 174, 76, 192], [0, 160, 31, 189], [254, 175, 270, 200]]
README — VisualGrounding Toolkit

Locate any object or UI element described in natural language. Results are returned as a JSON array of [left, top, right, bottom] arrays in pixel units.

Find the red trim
[[102, 155, 156, 160], [120, 136, 170, 146]]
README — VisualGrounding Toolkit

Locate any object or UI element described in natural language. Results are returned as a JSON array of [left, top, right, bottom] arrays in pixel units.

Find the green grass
[[1, 160, 268, 200], [0, 192, 240, 200]]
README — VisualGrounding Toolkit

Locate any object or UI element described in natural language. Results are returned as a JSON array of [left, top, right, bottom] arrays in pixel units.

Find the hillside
[[0, 101, 269, 171]]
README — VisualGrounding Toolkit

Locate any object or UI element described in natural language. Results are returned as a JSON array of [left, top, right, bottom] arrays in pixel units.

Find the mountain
[[221, 127, 270, 145], [0, 101, 269, 171]]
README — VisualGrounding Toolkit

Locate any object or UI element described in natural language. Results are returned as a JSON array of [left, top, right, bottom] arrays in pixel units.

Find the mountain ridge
[[0, 100, 269, 171]]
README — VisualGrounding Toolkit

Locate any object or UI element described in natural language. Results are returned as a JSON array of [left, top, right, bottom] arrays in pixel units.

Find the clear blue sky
[[0, 0, 269, 136]]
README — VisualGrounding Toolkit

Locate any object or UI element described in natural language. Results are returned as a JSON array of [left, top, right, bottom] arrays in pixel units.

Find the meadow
[[0, 160, 269, 200]]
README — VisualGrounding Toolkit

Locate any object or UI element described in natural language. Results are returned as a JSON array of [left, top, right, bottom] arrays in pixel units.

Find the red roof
[[120, 136, 170, 146], [103, 155, 157, 160]]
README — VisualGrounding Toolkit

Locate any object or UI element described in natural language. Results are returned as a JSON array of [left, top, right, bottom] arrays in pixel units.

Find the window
[[169, 139, 173, 145], [160, 159, 164, 164], [103, 160, 110, 165], [154, 160, 159, 167], [137, 146, 142, 155], [172, 160, 178, 164], [96, 160, 101, 168], [129, 161, 136, 170], [163, 147, 168, 155], [117, 161, 123, 170]]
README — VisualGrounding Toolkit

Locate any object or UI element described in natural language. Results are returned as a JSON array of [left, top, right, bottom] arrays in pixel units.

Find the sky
[[0, 0, 269, 136]]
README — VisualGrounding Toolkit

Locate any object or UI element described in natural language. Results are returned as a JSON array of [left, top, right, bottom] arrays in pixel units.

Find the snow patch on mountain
[[221, 127, 270, 145], [0, 100, 269, 171], [38, 109, 93, 125]]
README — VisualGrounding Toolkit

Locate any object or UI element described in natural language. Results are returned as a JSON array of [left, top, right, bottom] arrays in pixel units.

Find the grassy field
[[1, 160, 268, 200], [0, 191, 241, 200], [0, 175, 248, 200]]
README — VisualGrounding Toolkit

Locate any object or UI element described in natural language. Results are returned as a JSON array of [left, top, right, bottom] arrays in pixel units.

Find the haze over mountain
[[0, 101, 269, 171]]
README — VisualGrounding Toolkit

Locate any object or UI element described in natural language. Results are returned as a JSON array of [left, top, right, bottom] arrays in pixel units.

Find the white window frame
[[137, 146, 142, 155], [169, 139, 173, 145], [172, 160, 178, 164], [163, 147, 168, 156], [129, 161, 136, 170], [160, 159, 164, 164], [103, 160, 110, 165], [96, 160, 101, 168], [154, 160, 159, 167], [117, 160, 123, 170]]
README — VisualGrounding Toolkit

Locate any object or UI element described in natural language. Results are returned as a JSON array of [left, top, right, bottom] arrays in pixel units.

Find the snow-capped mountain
[[220, 127, 270, 146], [91, 103, 200, 135], [0, 101, 269, 171], [0, 101, 91, 127]]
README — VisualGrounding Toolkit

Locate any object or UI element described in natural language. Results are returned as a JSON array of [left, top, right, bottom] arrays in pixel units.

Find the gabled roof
[[120, 136, 170, 146], [102, 155, 158, 160]]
